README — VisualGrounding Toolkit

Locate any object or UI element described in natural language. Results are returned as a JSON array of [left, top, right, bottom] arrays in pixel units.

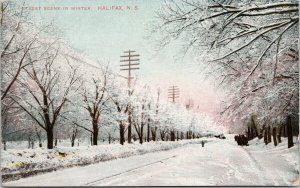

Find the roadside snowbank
[[247, 136, 299, 178], [1, 139, 210, 182]]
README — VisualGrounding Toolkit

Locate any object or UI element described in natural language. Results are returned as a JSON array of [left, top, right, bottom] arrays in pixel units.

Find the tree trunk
[[71, 128, 77, 147], [249, 129, 252, 140], [277, 126, 282, 143], [272, 127, 277, 146], [92, 119, 98, 145], [170, 131, 175, 141], [3, 140, 6, 151], [46, 128, 54, 149], [128, 125, 131, 143], [177, 131, 179, 141], [186, 131, 189, 139], [147, 121, 150, 142], [55, 138, 58, 147], [250, 124, 254, 139], [151, 127, 157, 141], [108, 134, 111, 144], [90, 133, 93, 146], [93, 128, 98, 145], [247, 126, 250, 140], [138, 135, 143, 144], [120, 121, 125, 145], [181, 132, 184, 140], [192, 132, 195, 139], [128, 109, 132, 144], [264, 129, 268, 145], [160, 131, 165, 141], [287, 115, 294, 148], [28, 136, 31, 149], [139, 125, 144, 144], [250, 122, 256, 138], [71, 136, 75, 147], [267, 126, 271, 144]]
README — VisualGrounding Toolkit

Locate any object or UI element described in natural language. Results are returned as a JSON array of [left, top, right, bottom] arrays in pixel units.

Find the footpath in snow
[[2, 135, 299, 186]]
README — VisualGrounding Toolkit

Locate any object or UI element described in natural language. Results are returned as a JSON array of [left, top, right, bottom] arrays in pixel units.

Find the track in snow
[[85, 155, 177, 186]]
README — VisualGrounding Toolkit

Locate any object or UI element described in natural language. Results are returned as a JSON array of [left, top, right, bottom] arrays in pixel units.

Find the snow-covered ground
[[2, 139, 115, 150], [2, 135, 299, 186], [1, 138, 210, 182]]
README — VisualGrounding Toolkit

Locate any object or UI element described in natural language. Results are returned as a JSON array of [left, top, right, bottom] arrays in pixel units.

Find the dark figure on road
[[235, 134, 249, 146], [201, 140, 205, 147]]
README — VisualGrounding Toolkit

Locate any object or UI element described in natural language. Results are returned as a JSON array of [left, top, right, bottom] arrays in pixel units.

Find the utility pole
[[120, 50, 140, 144], [168, 86, 179, 141], [168, 85, 179, 103]]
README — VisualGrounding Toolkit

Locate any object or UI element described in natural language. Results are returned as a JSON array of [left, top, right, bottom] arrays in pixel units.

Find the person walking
[[201, 140, 205, 147]]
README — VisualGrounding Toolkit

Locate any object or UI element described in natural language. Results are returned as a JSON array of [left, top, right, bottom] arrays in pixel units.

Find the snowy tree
[[81, 65, 113, 145], [1, 1, 55, 100], [1, 1, 41, 146], [109, 79, 130, 145], [151, 88, 161, 141], [9, 44, 79, 149], [131, 85, 153, 144], [151, 0, 298, 146]]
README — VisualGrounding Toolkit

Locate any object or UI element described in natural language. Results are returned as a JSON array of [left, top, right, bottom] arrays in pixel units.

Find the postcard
[[1, 0, 299, 186]]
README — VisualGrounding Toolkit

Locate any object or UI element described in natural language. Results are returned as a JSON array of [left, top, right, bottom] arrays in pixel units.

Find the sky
[[21, 0, 225, 116]]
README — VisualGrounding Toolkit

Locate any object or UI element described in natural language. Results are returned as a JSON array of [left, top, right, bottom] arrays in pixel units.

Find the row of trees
[[1, 1, 222, 149], [151, 0, 299, 148]]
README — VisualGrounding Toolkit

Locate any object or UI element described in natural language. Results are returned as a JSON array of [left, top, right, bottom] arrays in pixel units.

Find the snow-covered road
[[3, 136, 298, 186]]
